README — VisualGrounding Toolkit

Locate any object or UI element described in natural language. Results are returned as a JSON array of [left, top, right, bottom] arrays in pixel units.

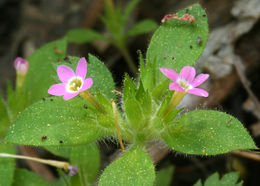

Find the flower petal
[[63, 92, 79, 100], [76, 57, 87, 79], [48, 83, 66, 96], [57, 65, 75, 83], [179, 66, 196, 83], [169, 82, 185, 92], [187, 88, 209, 97], [191, 74, 209, 87], [80, 78, 93, 92], [160, 68, 178, 81]]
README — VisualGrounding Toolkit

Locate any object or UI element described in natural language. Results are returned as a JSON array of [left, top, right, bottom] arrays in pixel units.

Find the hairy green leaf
[[146, 4, 209, 87], [24, 38, 67, 105], [163, 110, 257, 155], [5, 97, 111, 146], [98, 147, 155, 186]]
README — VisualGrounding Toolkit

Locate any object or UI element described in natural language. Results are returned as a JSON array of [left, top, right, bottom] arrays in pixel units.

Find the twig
[[234, 56, 260, 119], [232, 150, 260, 162]]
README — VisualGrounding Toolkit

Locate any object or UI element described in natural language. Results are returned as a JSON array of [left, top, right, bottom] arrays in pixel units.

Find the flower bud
[[14, 57, 29, 75]]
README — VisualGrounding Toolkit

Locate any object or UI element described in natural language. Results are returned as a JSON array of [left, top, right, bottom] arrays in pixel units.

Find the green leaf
[[123, 0, 140, 22], [46, 146, 72, 158], [162, 110, 257, 155], [195, 172, 243, 186], [67, 29, 106, 44], [146, 4, 209, 86], [24, 38, 67, 104], [0, 143, 15, 186], [70, 143, 100, 185], [127, 20, 158, 36], [125, 97, 144, 131], [88, 54, 116, 100], [5, 97, 110, 146], [123, 74, 136, 104], [155, 166, 174, 186], [0, 94, 10, 137], [13, 169, 51, 186], [98, 147, 155, 186]]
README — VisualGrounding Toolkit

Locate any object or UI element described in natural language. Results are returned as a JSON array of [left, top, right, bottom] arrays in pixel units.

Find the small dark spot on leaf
[[196, 36, 202, 45], [53, 46, 64, 54], [41, 136, 47, 140], [185, 9, 189, 13], [172, 56, 175, 60], [84, 104, 88, 109], [190, 45, 193, 49], [226, 119, 232, 123], [59, 140, 63, 144], [50, 98, 53, 101], [42, 98, 46, 101], [64, 56, 71, 63], [202, 14, 206, 17], [56, 58, 61, 62]]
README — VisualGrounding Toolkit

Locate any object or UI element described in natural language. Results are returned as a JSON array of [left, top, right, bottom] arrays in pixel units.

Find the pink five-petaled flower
[[48, 57, 93, 100], [160, 66, 209, 97]]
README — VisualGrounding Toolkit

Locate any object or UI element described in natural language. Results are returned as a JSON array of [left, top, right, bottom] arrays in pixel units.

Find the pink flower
[[160, 66, 209, 97], [48, 57, 93, 100], [14, 57, 29, 75]]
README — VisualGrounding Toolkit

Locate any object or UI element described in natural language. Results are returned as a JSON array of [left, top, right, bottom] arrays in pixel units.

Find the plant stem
[[162, 91, 186, 118], [111, 99, 125, 153], [79, 90, 105, 114], [120, 44, 138, 74], [0, 153, 70, 171]]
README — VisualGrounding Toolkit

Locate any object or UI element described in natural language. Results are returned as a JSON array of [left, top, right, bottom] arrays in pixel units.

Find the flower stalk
[[111, 99, 125, 153], [79, 90, 105, 114], [163, 91, 186, 118]]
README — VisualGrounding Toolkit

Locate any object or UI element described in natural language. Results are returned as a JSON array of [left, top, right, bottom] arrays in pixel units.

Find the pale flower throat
[[177, 78, 192, 90], [66, 77, 83, 92]]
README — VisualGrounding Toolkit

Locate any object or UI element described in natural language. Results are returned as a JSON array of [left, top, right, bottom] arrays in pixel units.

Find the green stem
[[79, 90, 106, 114], [120, 44, 138, 74], [162, 91, 186, 118]]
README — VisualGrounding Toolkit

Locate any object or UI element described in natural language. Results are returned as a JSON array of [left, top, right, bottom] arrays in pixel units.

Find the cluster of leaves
[[0, 2, 257, 186]]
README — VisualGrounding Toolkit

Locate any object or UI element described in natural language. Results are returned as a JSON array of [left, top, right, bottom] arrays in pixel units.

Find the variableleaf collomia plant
[[2, 3, 257, 186]]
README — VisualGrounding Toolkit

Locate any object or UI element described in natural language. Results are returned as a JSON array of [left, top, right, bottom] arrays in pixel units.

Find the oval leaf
[[98, 147, 155, 186], [162, 110, 257, 155], [146, 4, 209, 86], [24, 38, 67, 104], [5, 97, 110, 146]]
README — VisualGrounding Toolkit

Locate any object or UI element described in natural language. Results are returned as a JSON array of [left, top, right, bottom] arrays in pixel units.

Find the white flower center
[[66, 76, 83, 93], [177, 78, 193, 90]]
